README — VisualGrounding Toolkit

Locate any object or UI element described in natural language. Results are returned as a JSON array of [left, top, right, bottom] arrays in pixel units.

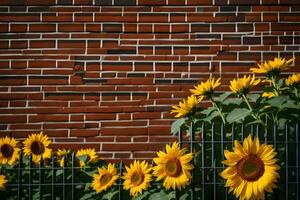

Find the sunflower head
[[220, 135, 280, 200], [153, 142, 194, 191], [285, 73, 300, 87], [76, 148, 98, 167], [0, 174, 7, 190], [250, 57, 295, 78], [123, 160, 152, 197], [92, 163, 119, 193], [190, 77, 221, 98], [229, 75, 261, 95], [0, 136, 20, 166], [262, 91, 276, 99], [57, 149, 71, 167], [23, 131, 52, 165], [170, 95, 202, 118]]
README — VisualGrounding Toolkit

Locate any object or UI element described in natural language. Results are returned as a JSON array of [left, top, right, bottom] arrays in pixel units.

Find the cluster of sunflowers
[[169, 57, 299, 200], [171, 57, 299, 128], [0, 132, 194, 199]]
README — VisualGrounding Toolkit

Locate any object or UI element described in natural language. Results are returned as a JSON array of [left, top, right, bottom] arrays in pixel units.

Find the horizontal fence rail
[[1, 122, 299, 200]]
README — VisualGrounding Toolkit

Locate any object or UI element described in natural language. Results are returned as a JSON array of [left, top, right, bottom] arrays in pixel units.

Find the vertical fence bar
[[28, 155, 33, 200], [118, 161, 123, 200], [52, 155, 56, 200], [211, 122, 216, 200], [241, 123, 244, 141], [285, 123, 289, 200], [220, 123, 227, 200], [175, 128, 182, 200], [296, 122, 299, 200], [201, 123, 205, 200], [39, 159, 43, 199], [189, 122, 195, 200], [63, 155, 66, 200], [265, 120, 268, 144], [18, 152, 23, 200], [273, 124, 279, 200], [72, 153, 75, 200], [231, 123, 235, 147]]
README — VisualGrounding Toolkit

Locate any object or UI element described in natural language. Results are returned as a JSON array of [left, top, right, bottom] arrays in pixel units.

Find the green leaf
[[202, 107, 217, 116], [223, 98, 243, 105], [85, 183, 91, 191], [149, 190, 170, 200], [180, 193, 190, 200], [226, 108, 251, 123], [267, 96, 289, 108], [102, 190, 119, 200], [77, 155, 88, 163], [171, 118, 187, 135], [84, 169, 98, 177], [217, 92, 232, 102], [79, 192, 96, 200], [202, 110, 219, 122], [282, 100, 300, 109], [133, 191, 150, 200], [247, 93, 260, 102]]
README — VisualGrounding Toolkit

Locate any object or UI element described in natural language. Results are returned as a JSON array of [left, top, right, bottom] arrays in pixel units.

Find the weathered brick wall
[[0, 0, 300, 161]]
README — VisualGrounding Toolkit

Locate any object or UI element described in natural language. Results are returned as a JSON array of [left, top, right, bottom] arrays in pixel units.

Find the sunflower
[[76, 148, 98, 167], [190, 77, 221, 98], [170, 95, 202, 118], [250, 57, 295, 78], [220, 135, 280, 200], [153, 142, 193, 190], [0, 136, 20, 166], [123, 160, 152, 197], [0, 174, 7, 190], [229, 75, 261, 95], [23, 131, 52, 165], [92, 163, 119, 193], [285, 73, 300, 86], [57, 149, 71, 167], [262, 91, 276, 99]]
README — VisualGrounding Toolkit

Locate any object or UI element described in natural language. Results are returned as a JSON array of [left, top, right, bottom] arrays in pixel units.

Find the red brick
[[58, 24, 85, 32], [86, 114, 116, 120], [100, 127, 148, 136], [102, 143, 165, 151], [29, 24, 56, 32], [0, 115, 27, 123], [70, 129, 99, 137], [30, 40, 55, 48], [29, 115, 69, 122]]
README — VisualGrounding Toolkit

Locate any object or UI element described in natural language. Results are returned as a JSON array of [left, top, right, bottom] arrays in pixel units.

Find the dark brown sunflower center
[[130, 171, 144, 186], [237, 154, 264, 182], [100, 173, 111, 185], [165, 158, 182, 177], [1, 144, 14, 158], [30, 141, 45, 155]]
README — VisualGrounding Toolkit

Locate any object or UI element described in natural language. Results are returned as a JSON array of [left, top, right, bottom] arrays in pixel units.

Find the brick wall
[[0, 0, 300, 161]]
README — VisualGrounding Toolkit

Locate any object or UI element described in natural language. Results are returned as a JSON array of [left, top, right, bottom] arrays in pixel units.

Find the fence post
[[118, 161, 123, 200], [51, 155, 56, 200], [189, 122, 195, 200], [17, 152, 23, 200]]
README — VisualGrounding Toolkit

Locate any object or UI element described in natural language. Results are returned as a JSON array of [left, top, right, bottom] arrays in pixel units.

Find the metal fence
[[177, 121, 300, 200], [1, 122, 299, 200]]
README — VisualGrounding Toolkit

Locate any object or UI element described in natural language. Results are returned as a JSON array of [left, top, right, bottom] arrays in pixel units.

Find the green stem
[[210, 98, 226, 124], [242, 94, 253, 112], [294, 88, 300, 100], [270, 76, 280, 96], [242, 94, 266, 127]]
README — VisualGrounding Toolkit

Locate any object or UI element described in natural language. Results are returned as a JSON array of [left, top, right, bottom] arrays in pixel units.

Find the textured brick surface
[[0, 1, 300, 161]]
